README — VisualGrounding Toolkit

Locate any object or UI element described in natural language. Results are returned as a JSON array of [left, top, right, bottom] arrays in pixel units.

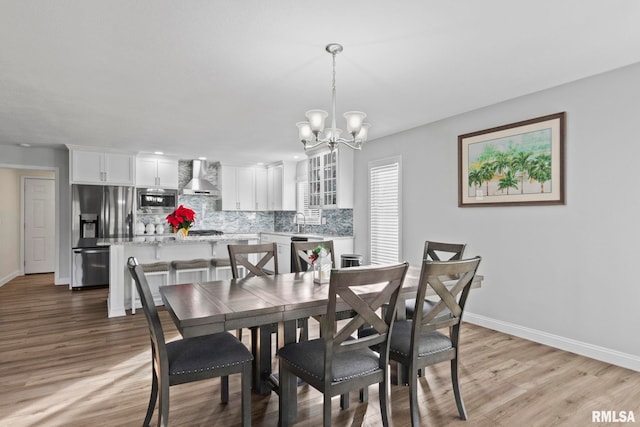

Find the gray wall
[[1, 145, 70, 285], [353, 62, 640, 369]]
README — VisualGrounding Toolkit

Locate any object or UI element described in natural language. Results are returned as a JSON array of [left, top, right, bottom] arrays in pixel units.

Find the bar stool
[[172, 259, 210, 284], [211, 258, 231, 280], [211, 258, 245, 280], [131, 261, 171, 314]]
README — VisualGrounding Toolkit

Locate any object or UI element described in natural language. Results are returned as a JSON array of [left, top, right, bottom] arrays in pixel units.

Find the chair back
[[291, 240, 336, 272], [413, 257, 481, 335], [324, 263, 409, 381], [127, 257, 169, 374], [423, 240, 467, 262], [228, 242, 278, 279]]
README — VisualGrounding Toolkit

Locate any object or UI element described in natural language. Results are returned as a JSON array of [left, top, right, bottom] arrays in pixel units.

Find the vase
[[313, 254, 331, 284], [176, 228, 190, 239]]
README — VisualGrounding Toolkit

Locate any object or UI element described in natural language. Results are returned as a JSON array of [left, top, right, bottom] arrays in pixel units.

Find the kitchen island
[[106, 233, 259, 317]]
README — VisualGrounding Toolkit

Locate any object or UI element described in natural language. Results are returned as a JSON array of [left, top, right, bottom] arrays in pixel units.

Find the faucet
[[295, 211, 306, 233]]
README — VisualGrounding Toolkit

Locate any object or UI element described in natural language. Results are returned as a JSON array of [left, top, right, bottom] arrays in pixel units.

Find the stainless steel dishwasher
[[72, 247, 110, 288]]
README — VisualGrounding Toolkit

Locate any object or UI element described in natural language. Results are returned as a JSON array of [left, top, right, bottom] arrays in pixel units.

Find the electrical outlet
[[321, 217, 326, 224]]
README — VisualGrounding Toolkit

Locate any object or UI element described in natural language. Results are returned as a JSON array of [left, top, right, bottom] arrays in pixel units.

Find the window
[[296, 180, 322, 225], [369, 157, 401, 264]]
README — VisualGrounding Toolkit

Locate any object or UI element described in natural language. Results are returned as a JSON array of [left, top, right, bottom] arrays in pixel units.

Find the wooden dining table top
[[159, 266, 483, 339]]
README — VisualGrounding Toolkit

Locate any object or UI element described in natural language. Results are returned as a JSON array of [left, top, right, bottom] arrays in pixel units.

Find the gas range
[[188, 229, 224, 236]]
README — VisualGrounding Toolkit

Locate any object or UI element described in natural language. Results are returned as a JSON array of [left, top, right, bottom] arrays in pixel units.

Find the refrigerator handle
[[102, 187, 109, 238]]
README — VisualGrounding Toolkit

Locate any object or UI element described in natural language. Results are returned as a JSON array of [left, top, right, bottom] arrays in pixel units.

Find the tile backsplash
[[135, 159, 353, 235]]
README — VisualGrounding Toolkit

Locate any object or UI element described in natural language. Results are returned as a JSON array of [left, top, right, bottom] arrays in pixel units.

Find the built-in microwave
[[136, 188, 178, 214]]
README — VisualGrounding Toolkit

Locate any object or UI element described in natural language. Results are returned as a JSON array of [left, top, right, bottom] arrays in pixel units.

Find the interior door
[[24, 178, 55, 274]]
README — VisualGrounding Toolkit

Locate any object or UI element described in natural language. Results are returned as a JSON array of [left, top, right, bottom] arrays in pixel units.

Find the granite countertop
[[259, 231, 354, 240], [99, 231, 354, 246], [100, 233, 261, 246]]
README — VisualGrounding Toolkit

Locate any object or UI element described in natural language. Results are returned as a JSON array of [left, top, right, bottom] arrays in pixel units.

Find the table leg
[[251, 326, 274, 395], [278, 319, 298, 425]]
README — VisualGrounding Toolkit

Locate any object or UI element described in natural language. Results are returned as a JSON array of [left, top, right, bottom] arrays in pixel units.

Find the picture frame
[[458, 112, 565, 207]]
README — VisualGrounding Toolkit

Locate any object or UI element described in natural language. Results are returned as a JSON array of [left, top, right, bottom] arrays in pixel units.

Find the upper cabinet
[[69, 147, 135, 185], [307, 146, 354, 209], [136, 156, 179, 188], [267, 161, 296, 211], [254, 166, 268, 211], [221, 165, 259, 211]]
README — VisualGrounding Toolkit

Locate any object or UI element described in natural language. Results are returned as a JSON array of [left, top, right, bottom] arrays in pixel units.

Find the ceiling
[[2, 1, 640, 165]]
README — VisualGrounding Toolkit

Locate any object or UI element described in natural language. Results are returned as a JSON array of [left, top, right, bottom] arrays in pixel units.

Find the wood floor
[[1, 274, 638, 427]]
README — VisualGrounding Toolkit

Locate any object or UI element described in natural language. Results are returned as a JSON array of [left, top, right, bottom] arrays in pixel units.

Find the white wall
[[0, 169, 21, 284], [353, 62, 640, 370], [1, 145, 70, 285]]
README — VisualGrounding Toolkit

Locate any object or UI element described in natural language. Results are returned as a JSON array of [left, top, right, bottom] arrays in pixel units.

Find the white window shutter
[[297, 180, 322, 225], [370, 160, 400, 264]]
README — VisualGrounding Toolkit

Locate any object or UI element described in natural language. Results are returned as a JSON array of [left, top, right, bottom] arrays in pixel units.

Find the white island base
[[107, 235, 257, 317]]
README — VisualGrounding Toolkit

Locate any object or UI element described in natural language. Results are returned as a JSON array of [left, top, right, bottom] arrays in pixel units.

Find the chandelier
[[296, 43, 370, 152]]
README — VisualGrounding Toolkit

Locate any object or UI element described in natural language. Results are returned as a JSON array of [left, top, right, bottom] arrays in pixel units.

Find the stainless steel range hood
[[182, 160, 220, 196]]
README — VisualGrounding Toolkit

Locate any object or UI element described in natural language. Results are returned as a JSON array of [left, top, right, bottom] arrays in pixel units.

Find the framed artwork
[[458, 112, 565, 207]]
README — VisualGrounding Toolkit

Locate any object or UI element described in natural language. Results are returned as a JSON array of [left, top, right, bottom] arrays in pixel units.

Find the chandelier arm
[[303, 139, 326, 150], [339, 140, 363, 151]]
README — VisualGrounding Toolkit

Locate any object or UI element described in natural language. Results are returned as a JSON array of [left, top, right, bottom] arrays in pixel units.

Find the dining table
[[159, 266, 483, 424]]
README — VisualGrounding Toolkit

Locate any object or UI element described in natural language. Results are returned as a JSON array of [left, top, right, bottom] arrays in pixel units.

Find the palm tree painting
[[459, 112, 565, 206], [467, 128, 552, 197]]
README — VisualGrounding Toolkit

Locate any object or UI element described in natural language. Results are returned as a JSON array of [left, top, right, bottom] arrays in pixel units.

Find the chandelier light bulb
[[305, 110, 328, 133], [344, 111, 366, 135], [296, 122, 313, 142]]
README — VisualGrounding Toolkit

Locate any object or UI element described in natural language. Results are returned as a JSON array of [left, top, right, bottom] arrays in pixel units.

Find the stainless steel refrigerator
[[71, 184, 134, 288]]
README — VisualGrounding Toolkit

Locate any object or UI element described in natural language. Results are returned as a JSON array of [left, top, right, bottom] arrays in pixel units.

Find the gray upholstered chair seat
[[172, 259, 209, 270], [140, 261, 171, 273], [405, 298, 453, 319], [387, 320, 452, 361], [167, 332, 253, 376], [361, 321, 452, 363], [278, 338, 380, 382], [211, 258, 231, 268]]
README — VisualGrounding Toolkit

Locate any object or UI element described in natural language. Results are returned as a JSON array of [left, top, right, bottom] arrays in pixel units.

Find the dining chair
[[278, 262, 410, 427], [404, 241, 467, 319], [291, 240, 336, 273], [386, 256, 481, 426], [127, 257, 253, 427], [291, 240, 355, 341], [227, 242, 279, 394], [228, 242, 278, 278]]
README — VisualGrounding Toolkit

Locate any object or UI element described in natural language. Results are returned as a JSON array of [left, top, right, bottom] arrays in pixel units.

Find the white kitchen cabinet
[[260, 233, 292, 273], [136, 156, 179, 188], [221, 165, 257, 210], [70, 148, 135, 185], [267, 161, 296, 211], [307, 145, 354, 209], [255, 166, 268, 211]]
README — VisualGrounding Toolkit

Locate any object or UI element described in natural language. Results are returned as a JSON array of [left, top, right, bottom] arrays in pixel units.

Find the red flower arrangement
[[309, 245, 327, 266], [166, 205, 196, 231]]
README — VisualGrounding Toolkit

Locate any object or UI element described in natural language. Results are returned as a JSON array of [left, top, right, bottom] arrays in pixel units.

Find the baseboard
[[0, 270, 21, 287], [55, 275, 70, 286], [464, 312, 640, 372]]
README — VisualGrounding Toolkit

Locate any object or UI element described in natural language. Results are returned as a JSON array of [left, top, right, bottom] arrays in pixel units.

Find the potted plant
[[166, 205, 196, 239]]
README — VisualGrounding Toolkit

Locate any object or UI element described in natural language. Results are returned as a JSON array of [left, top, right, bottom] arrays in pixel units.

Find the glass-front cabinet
[[307, 145, 353, 209]]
